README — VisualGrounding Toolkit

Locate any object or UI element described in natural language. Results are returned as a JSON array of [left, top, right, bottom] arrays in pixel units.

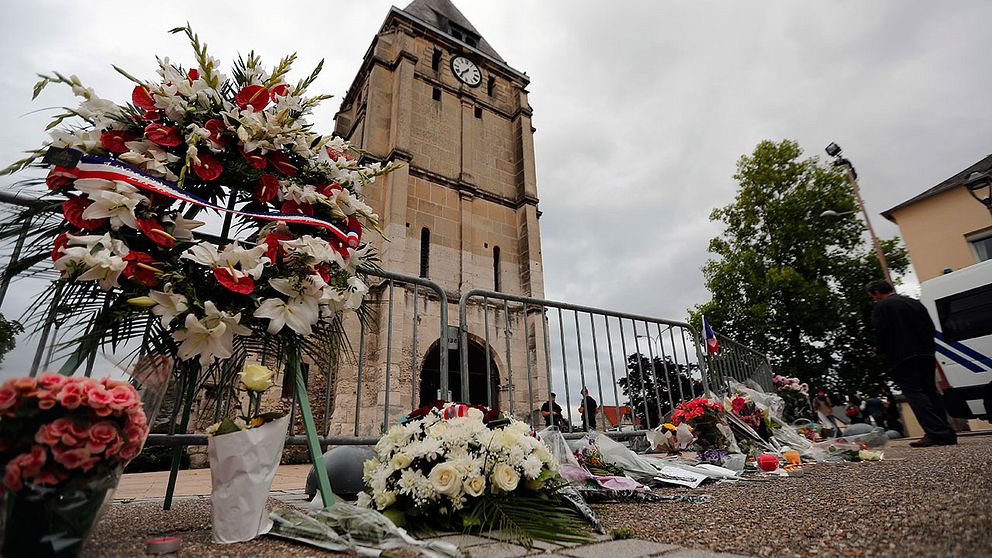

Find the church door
[[419, 340, 500, 409]]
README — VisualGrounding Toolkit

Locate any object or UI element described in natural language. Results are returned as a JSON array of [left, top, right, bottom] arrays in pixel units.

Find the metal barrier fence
[[708, 329, 774, 393]]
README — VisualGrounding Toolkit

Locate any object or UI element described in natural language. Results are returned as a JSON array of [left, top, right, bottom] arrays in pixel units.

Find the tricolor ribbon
[[442, 403, 469, 420], [52, 152, 360, 247]]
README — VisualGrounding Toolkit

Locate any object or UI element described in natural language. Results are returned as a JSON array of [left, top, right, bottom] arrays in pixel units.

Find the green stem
[[290, 349, 334, 509]]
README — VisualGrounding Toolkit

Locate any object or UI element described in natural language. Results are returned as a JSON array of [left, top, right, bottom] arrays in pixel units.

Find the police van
[[919, 258, 992, 421]]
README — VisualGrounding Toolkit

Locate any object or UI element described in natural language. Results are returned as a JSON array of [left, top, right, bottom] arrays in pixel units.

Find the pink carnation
[[4, 462, 23, 492], [0, 387, 17, 412], [109, 385, 139, 411], [11, 377, 37, 393], [86, 383, 113, 410], [13, 446, 47, 477], [56, 382, 85, 410], [34, 424, 62, 446], [37, 372, 66, 392], [52, 446, 93, 470]]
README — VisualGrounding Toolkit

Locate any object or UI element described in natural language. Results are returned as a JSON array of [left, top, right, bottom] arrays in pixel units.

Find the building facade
[[882, 154, 992, 281], [324, 0, 550, 435]]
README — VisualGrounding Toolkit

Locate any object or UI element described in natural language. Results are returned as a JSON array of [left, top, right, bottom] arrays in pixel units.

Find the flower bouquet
[[0, 371, 157, 557], [644, 422, 694, 454], [361, 402, 590, 548], [670, 397, 736, 452], [772, 374, 811, 423], [206, 363, 288, 544], [573, 439, 625, 477]]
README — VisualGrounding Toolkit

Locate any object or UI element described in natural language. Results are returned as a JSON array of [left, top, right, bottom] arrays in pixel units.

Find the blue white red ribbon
[[55, 154, 360, 247], [442, 404, 470, 419]]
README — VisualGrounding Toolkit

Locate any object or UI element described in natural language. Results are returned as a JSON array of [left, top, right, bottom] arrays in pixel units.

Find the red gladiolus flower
[[46, 167, 75, 190], [314, 263, 331, 283], [204, 119, 227, 146], [241, 149, 267, 169], [269, 83, 290, 101], [100, 129, 138, 153], [193, 151, 223, 181], [52, 233, 70, 262], [187, 68, 200, 82], [63, 196, 108, 230], [141, 110, 162, 122], [135, 217, 175, 248], [281, 200, 313, 215], [255, 174, 280, 203], [144, 123, 182, 147], [267, 151, 298, 177], [213, 268, 254, 294], [326, 147, 354, 161], [319, 183, 342, 197], [131, 86, 156, 111], [235, 85, 270, 112], [123, 252, 159, 287], [263, 232, 293, 263]]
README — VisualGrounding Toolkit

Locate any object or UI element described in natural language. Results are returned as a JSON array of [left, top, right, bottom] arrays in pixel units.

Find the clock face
[[451, 56, 482, 87]]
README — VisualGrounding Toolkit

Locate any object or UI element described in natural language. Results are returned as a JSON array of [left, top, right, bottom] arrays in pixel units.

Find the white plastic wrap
[[209, 415, 290, 544]]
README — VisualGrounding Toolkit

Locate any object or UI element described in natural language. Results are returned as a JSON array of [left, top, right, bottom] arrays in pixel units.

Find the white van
[[919, 258, 992, 421]]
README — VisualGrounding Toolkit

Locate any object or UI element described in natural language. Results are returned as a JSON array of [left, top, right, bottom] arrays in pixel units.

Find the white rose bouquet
[[361, 402, 590, 548]]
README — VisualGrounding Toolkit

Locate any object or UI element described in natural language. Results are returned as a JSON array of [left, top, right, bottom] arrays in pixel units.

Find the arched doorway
[[419, 339, 500, 409]]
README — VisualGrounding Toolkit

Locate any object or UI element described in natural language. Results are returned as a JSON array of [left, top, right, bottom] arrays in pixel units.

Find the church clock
[[450, 55, 482, 87]]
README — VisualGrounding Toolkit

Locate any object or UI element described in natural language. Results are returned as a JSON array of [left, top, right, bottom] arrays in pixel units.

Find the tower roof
[[401, 0, 506, 64]]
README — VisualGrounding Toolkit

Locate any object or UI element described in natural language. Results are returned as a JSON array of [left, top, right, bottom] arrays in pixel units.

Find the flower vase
[[209, 414, 290, 543]]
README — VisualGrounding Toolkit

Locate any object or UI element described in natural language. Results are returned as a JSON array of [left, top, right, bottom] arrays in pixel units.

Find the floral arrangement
[[361, 402, 588, 547], [573, 439, 625, 477], [772, 374, 811, 423], [0, 373, 148, 492], [729, 395, 764, 431], [205, 363, 283, 436], [670, 397, 733, 451], [1, 25, 398, 380]]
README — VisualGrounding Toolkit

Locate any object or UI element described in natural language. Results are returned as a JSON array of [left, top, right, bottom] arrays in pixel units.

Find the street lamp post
[[825, 142, 893, 284], [963, 171, 992, 217]]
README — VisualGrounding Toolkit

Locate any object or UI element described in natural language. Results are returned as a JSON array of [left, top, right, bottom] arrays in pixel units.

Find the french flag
[[702, 316, 719, 354]]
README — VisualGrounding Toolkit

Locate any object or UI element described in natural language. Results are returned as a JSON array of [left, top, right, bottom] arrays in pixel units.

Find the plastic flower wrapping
[[670, 397, 735, 452], [0, 373, 149, 492], [360, 402, 590, 547], [1, 25, 399, 376]]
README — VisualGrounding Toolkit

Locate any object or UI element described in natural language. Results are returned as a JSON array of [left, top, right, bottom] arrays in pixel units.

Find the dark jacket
[[871, 294, 936, 368]]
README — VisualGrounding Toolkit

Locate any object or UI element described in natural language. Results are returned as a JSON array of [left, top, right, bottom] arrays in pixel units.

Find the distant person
[[880, 384, 905, 436], [813, 390, 844, 434], [846, 394, 866, 424], [578, 387, 598, 431], [864, 391, 886, 427], [868, 280, 955, 447], [540, 392, 564, 427]]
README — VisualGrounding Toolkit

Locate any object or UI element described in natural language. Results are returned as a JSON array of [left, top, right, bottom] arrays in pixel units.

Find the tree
[[0, 313, 24, 366], [617, 353, 701, 428], [691, 140, 908, 394]]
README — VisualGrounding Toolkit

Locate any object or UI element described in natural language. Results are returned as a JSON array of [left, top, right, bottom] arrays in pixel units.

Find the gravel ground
[[82, 434, 992, 557], [597, 434, 992, 558]]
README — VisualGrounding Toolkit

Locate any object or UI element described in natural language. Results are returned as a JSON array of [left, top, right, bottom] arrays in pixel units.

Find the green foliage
[[692, 140, 909, 394], [611, 527, 634, 540], [617, 354, 701, 428], [457, 488, 592, 548], [0, 314, 24, 366]]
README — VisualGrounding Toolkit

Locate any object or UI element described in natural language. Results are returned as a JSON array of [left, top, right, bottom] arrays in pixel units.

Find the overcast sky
[[1, 1, 991, 381]]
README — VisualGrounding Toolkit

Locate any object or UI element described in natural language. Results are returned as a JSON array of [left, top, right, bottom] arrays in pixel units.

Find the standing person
[[540, 393, 564, 428], [577, 387, 598, 431], [867, 280, 956, 447]]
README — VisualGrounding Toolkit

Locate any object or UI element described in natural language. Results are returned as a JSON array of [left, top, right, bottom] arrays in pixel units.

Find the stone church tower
[[324, 0, 549, 435]]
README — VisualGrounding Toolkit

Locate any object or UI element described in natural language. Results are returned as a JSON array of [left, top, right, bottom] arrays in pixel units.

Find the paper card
[[654, 465, 708, 488]]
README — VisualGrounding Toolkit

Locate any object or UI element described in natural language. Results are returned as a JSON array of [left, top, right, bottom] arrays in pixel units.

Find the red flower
[[122, 252, 159, 287], [326, 147, 354, 161], [192, 151, 223, 181], [213, 268, 254, 294], [269, 83, 290, 101], [255, 174, 280, 203], [100, 129, 138, 153], [263, 232, 293, 263], [131, 86, 156, 111], [46, 167, 75, 190], [314, 263, 331, 283], [319, 183, 342, 196], [144, 123, 182, 147], [187, 68, 200, 82], [204, 119, 227, 146], [63, 196, 108, 230], [241, 149, 267, 169], [135, 216, 175, 248], [267, 151, 298, 176], [52, 233, 70, 262], [141, 110, 162, 122], [235, 85, 270, 112], [281, 200, 313, 215]]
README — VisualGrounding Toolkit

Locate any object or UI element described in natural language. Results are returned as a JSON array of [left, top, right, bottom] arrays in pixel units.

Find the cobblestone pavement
[[84, 433, 992, 557]]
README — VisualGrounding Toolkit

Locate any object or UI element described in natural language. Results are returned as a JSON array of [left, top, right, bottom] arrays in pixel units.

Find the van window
[[936, 283, 992, 341]]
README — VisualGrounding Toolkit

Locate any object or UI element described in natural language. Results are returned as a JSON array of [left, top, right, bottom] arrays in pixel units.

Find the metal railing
[[708, 329, 774, 393]]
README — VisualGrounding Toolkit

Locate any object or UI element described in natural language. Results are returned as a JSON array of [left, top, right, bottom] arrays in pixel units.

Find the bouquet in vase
[[670, 397, 735, 452], [206, 363, 288, 544], [0, 372, 152, 557], [361, 402, 590, 548]]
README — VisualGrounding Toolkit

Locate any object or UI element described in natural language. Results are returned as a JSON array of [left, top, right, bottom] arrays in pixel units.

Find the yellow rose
[[240, 364, 274, 392], [374, 490, 397, 509], [391, 452, 413, 470], [428, 462, 462, 497], [491, 463, 519, 492], [463, 475, 486, 497]]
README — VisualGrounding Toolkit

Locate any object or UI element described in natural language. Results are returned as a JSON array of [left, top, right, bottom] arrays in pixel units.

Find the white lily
[[173, 313, 231, 367], [119, 140, 180, 181], [76, 180, 147, 230], [280, 235, 336, 265], [149, 283, 189, 328], [162, 214, 205, 241], [253, 295, 319, 336]]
